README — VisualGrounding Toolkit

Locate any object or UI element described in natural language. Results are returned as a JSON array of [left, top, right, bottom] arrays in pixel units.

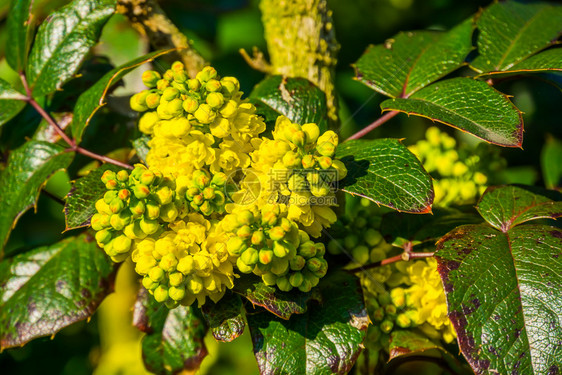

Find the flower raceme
[[91, 63, 347, 307]]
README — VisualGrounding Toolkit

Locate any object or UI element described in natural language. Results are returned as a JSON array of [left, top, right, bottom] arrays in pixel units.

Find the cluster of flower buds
[[271, 117, 347, 198], [176, 169, 228, 216], [409, 127, 506, 206], [132, 216, 235, 308], [260, 231, 328, 292], [131, 63, 243, 137], [91, 165, 180, 262], [223, 205, 329, 291], [327, 200, 389, 265]]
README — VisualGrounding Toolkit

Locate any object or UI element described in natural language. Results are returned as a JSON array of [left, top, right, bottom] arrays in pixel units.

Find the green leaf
[[0, 234, 116, 349], [25, 0, 116, 97], [541, 136, 562, 189], [0, 78, 27, 127], [481, 48, 562, 77], [233, 274, 317, 320], [354, 19, 473, 98], [336, 138, 434, 213], [6, 0, 35, 72], [201, 292, 245, 342], [381, 78, 523, 147], [247, 271, 368, 375], [388, 331, 471, 375], [133, 287, 208, 375], [0, 141, 74, 255], [250, 75, 329, 132], [476, 185, 562, 232], [380, 208, 482, 246], [71, 49, 174, 143], [471, 1, 562, 73], [436, 223, 562, 375], [64, 163, 122, 231], [132, 135, 150, 164]]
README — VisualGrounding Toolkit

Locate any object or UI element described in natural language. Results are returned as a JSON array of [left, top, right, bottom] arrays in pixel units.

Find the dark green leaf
[[380, 208, 482, 246], [233, 274, 317, 320], [201, 292, 245, 342], [71, 49, 174, 143], [541, 136, 562, 189], [133, 287, 208, 375], [354, 19, 473, 98], [0, 234, 116, 349], [481, 48, 562, 77], [388, 331, 471, 375], [336, 138, 434, 213], [132, 135, 150, 164], [64, 163, 122, 231], [436, 223, 562, 375], [471, 1, 562, 73], [25, 0, 116, 97], [381, 78, 523, 147], [6, 0, 34, 72], [250, 75, 329, 132], [0, 141, 74, 255], [0, 78, 27, 127], [476, 185, 562, 232], [247, 271, 369, 375]]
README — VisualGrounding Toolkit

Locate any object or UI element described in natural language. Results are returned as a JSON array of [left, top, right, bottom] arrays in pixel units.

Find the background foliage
[[0, 0, 561, 374]]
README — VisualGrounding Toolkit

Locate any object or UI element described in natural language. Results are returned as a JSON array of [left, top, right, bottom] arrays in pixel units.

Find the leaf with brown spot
[[0, 234, 116, 349], [436, 185, 562, 374], [201, 291, 245, 342]]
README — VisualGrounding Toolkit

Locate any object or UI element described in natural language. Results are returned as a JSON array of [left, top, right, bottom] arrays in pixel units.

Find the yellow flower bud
[[219, 100, 238, 118], [177, 255, 194, 274], [170, 118, 191, 138], [148, 266, 165, 282], [206, 92, 225, 108], [169, 272, 184, 286], [159, 203, 178, 222], [95, 228, 112, 245], [196, 66, 218, 83], [236, 257, 254, 273], [187, 78, 201, 91], [142, 70, 161, 88], [331, 160, 348, 180], [194, 103, 216, 124], [302, 123, 320, 144], [290, 272, 304, 288], [169, 286, 186, 301], [205, 79, 222, 92], [153, 286, 169, 303], [140, 218, 159, 235], [188, 276, 204, 294], [145, 93, 161, 109], [160, 253, 178, 272], [259, 249, 274, 264]]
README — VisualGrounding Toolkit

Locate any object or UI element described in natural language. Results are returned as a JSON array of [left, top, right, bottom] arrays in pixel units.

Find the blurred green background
[[1, 0, 561, 373]]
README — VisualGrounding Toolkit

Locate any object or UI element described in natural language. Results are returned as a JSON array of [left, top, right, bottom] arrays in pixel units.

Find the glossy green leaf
[[436, 223, 562, 375], [201, 292, 245, 342], [0, 78, 27, 127], [381, 78, 523, 147], [0, 141, 74, 254], [388, 331, 471, 375], [380, 208, 482, 246], [354, 19, 473, 98], [0, 234, 116, 349], [471, 1, 562, 73], [6, 0, 35, 72], [247, 271, 369, 375], [132, 287, 208, 375], [64, 164, 122, 231], [71, 49, 174, 143], [233, 274, 316, 320], [481, 48, 562, 77], [25, 0, 116, 97], [541, 136, 562, 189], [250, 75, 329, 132], [336, 138, 434, 213], [476, 185, 562, 232]]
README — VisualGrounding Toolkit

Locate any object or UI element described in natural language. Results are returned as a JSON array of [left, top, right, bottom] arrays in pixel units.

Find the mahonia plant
[[91, 63, 346, 307], [1, 1, 561, 375]]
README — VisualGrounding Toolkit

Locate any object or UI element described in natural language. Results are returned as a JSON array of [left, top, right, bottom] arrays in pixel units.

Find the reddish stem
[[19, 73, 133, 170], [347, 251, 435, 274], [346, 110, 399, 141]]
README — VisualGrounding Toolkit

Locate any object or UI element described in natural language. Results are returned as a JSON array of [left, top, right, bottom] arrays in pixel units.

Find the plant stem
[[347, 251, 435, 274], [346, 110, 399, 141], [19, 73, 134, 170], [117, 0, 206, 78]]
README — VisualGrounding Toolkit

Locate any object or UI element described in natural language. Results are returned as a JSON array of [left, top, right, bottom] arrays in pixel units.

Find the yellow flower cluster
[[409, 127, 505, 206], [91, 63, 347, 307]]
